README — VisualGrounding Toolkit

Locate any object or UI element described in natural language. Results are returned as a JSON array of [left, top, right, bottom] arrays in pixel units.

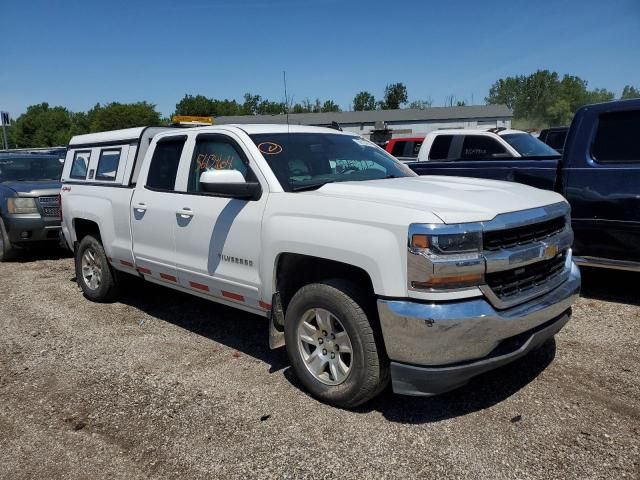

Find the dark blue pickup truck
[[407, 99, 640, 271], [0, 153, 63, 261]]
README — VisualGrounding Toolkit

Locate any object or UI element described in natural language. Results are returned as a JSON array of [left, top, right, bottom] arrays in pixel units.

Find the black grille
[[486, 251, 567, 300], [483, 216, 566, 251], [38, 196, 61, 218]]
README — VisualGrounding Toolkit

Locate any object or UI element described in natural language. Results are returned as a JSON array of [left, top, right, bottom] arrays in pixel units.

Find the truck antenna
[[283, 70, 290, 131]]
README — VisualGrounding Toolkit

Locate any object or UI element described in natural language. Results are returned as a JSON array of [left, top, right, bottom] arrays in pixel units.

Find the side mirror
[[199, 170, 261, 200]]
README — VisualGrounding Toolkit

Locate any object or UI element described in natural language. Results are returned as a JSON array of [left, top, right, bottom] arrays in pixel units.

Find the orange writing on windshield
[[196, 153, 234, 170], [257, 142, 283, 155]]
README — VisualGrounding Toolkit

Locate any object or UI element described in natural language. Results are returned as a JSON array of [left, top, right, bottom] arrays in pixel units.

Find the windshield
[[249, 133, 416, 192], [502, 133, 561, 157], [0, 156, 63, 182]]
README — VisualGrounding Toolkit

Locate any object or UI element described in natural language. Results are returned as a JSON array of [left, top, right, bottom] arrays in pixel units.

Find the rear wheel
[[75, 235, 119, 302], [0, 218, 16, 262], [284, 280, 389, 408]]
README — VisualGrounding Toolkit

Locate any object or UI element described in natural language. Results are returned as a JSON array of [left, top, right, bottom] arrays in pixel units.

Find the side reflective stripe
[[222, 290, 244, 302], [120, 260, 134, 267], [160, 273, 177, 282], [190, 281, 209, 292], [259, 301, 271, 310], [137, 267, 151, 275]]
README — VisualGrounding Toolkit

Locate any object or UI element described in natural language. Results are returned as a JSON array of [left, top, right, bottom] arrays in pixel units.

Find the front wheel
[[284, 280, 389, 408], [75, 235, 119, 302], [0, 218, 16, 262]]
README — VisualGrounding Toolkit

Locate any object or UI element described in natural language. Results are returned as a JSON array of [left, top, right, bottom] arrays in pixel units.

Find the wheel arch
[[73, 217, 102, 246], [274, 253, 376, 314]]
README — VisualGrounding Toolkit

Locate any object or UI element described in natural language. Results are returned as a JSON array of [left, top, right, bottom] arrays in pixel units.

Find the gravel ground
[[0, 252, 638, 480]]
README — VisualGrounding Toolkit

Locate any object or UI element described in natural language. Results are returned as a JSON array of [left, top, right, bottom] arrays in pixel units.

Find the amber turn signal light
[[412, 234, 430, 249], [412, 273, 483, 290]]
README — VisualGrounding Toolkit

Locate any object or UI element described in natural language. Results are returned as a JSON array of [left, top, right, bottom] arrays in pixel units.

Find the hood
[[1, 180, 62, 196], [307, 176, 566, 224]]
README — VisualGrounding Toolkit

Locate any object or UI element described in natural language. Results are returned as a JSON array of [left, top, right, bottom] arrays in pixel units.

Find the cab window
[[429, 135, 454, 160], [391, 141, 405, 157], [188, 135, 255, 193], [592, 110, 640, 163], [70, 151, 90, 179], [460, 135, 508, 159], [95, 149, 121, 181], [146, 137, 186, 190]]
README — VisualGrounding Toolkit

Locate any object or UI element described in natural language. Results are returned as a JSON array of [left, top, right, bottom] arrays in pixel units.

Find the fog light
[[20, 231, 32, 239]]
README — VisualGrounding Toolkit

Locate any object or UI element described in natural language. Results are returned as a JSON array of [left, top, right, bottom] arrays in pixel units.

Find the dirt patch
[[0, 256, 638, 479]]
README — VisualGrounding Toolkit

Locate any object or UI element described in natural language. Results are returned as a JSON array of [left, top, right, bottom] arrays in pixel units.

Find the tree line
[[486, 70, 639, 128], [2, 73, 638, 148]]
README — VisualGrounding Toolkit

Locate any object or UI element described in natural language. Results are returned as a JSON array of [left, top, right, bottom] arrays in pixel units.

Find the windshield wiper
[[291, 180, 336, 192]]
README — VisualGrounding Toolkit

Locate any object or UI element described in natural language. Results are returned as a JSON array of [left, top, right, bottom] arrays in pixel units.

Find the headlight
[[408, 223, 485, 291], [411, 231, 482, 254], [7, 197, 39, 214]]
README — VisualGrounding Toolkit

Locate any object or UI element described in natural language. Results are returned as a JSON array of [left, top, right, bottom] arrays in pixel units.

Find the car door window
[[592, 110, 640, 163], [391, 141, 405, 157], [146, 137, 186, 190], [429, 135, 454, 160], [188, 135, 255, 193], [545, 131, 567, 151], [461, 135, 508, 160]]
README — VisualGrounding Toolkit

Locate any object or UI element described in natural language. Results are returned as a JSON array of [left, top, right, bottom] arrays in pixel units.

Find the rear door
[[171, 131, 269, 312], [408, 134, 559, 190], [565, 107, 640, 262], [131, 135, 187, 281]]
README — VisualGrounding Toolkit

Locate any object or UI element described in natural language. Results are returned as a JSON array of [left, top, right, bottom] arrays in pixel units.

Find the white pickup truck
[[60, 124, 580, 408]]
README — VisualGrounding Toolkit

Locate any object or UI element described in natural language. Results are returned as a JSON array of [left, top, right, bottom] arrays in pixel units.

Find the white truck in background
[[60, 124, 580, 408]]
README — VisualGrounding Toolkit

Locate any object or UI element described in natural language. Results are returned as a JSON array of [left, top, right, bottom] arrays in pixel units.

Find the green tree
[[88, 102, 162, 132], [241, 93, 262, 115], [408, 98, 433, 109], [175, 94, 216, 116], [380, 83, 408, 109], [583, 88, 615, 105], [321, 100, 341, 112], [487, 70, 615, 126], [9, 103, 74, 147], [352, 91, 376, 111], [621, 85, 640, 99], [175, 94, 241, 117], [291, 103, 310, 114]]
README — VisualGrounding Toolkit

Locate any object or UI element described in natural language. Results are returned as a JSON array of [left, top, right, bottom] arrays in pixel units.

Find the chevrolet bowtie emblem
[[544, 244, 558, 258]]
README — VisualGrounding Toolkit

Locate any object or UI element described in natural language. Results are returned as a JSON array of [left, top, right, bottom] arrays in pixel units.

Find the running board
[[573, 256, 640, 272]]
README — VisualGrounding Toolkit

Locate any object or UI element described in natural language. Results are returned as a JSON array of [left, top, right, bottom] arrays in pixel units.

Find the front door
[[172, 132, 268, 311]]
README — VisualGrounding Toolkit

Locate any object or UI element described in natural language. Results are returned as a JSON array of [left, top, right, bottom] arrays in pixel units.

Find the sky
[[1, 0, 639, 118]]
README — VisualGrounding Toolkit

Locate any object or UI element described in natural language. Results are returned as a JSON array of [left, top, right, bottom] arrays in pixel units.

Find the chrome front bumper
[[378, 262, 581, 396]]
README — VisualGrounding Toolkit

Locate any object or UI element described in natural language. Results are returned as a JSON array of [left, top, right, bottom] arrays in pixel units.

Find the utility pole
[[0, 111, 9, 150]]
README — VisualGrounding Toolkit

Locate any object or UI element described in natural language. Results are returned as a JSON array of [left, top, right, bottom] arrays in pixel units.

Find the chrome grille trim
[[38, 195, 61, 218], [480, 250, 573, 310]]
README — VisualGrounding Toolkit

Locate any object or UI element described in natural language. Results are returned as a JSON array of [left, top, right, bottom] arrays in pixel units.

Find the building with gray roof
[[215, 104, 513, 139]]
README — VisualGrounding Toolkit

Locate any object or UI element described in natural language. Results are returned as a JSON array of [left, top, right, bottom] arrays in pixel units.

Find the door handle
[[134, 203, 147, 212], [176, 208, 194, 218]]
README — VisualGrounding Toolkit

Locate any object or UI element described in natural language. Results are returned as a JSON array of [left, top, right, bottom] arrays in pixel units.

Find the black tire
[[284, 279, 389, 408], [75, 235, 119, 302], [0, 218, 16, 262]]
